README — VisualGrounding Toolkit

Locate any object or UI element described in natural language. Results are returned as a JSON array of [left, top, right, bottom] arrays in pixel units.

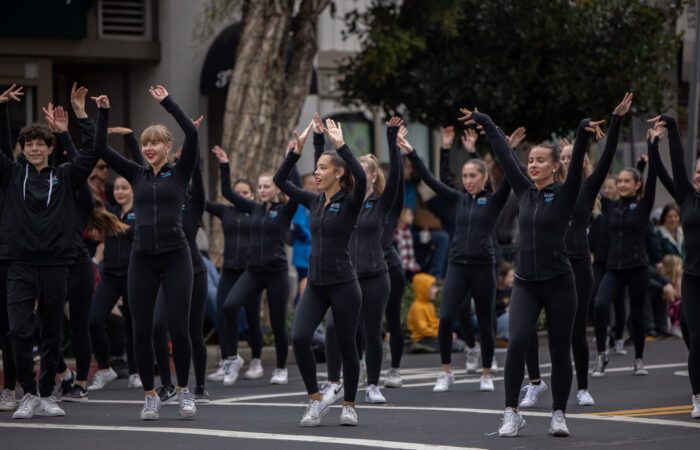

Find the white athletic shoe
[[576, 389, 595, 406], [591, 354, 608, 377], [491, 356, 499, 372], [127, 373, 143, 389], [691, 394, 700, 419], [300, 399, 328, 427], [177, 388, 197, 417], [633, 359, 648, 376], [479, 375, 495, 392], [36, 396, 65, 417], [358, 360, 367, 387], [140, 394, 161, 420], [244, 358, 264, 380], [320, 382, 344, 405], [465, 345, 480, 373], [0, 389, 17, 411], [339, 405, 358, 426], [365, 384, 387, 403], [498, 407, 526, 437], [519, 381, 547, 408], [614, 339, 627, 355], [384, 368, 403, 388], [549, 410, 570, 436], [433, 372, 455, 393], [88, 367, 118, 391], [207, 360, 228, 382], [12, 394, 40, 419], [269, 368, 288, 385], [223, 356, 245, 386]]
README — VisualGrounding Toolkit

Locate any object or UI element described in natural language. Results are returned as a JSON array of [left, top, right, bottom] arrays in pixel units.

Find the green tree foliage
[[340, 0, 686, 140]]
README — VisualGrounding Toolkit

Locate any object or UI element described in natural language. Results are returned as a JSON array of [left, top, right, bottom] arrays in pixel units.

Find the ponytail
[[358, 154, 385, 194]]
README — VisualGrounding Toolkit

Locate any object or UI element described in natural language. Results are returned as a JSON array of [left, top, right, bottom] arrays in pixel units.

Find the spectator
[[291, 173, 315, 306], [662, 255, 683, 338], [394, 207, 421, 279], [89, 158, 116, 205], [657, 203, 685, 260]]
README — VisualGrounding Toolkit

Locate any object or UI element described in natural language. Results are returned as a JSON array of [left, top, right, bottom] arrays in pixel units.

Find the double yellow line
[[587, 405, 692, 417]]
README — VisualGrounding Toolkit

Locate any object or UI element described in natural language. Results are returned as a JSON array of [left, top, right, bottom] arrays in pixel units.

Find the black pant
[[57, 260, 94, 381], [153, 270, 208, 386], [326, 272, 390, 386], [8, 264, 68, 397], [216, 268, 245, 359], [595, 267, 648, 358], [0, 263, 16, 390], [384, 265, 406, 369], [224, 269, 289, 368], [292, 280, 361, 402], [439, 263, 495, 368], [128, 247, 193, 391], [505, 272, 576, 412], [89, 273, 135, 373], [683, 273, 700, 394]]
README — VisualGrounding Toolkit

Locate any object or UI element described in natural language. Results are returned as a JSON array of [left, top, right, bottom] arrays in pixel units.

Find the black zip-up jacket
[[103, 203, 135, 276], [95, 96, 198, 254], [408, 147, 511, 266], [473, 111, 591, 280], [565, 114, 621, 260], [656, 114, 700, 276], [220, 161, 300, 273], [0, 103, 14, 215], [274, 144, 367, 286], [206, 201, 251, 270], [588, 212, 609, 265], [603, 137, 658, 270]]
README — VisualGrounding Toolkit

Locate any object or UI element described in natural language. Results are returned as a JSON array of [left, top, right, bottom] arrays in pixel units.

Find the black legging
[[153, 271, 208, 387], [439, 263, 495, 369], [89, 273, 135, 373], [292, 280, 362, 402], [505, 272, 577, 412], [57, 260, 94, 382], [525, 258, 592, 389], [216, 268, 245, 359], [128, 247, 193, 391], [325, 312, 366, 383], [682, 273, 700, 394], [593, 262, 626, 342], [384, 265, 406, 369], [326, 272, 390, 386], [224, 269, 289, 368], [595, 267, 648, 359], [0, 263, 16, 390]]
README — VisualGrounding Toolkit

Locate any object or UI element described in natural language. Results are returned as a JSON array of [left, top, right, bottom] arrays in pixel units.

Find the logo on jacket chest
[[269, 209, 279, 218], [629, 203, 638, 211], [48, 175, 59, 187], [543, 193, 554, 203], [126, 212, 136, 220], [476, 197, 487, 205], [328, 202, 341, 213], [159, 171, 172, 178]]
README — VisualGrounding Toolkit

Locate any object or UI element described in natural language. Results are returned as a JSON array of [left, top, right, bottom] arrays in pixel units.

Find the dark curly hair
[[18, 123, 55, 149]]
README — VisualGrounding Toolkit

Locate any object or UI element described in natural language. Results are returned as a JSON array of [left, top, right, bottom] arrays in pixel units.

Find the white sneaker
[[177, 388, 197, 417], [36, 396, 65, 417], [223, 356, 245, 386], [614, 339, 627, 355], [549, 410, 570, 436], [365, 384, 387, 403], [633, 359, 648, 376], [519, 381, 547, 408], [207, 360, 228, 382], [576, 389, 595, 406], [465, 345, 480, 373], [591, 354, 608, 377], [498, 407, 526, 437], [140, 394, 160, 420], [127, 373, 143, 389], [358, 360, 367, 387], [320, 382, 344, 404], [269, 368, 288, 385], [384, 368, 403, 388], [244, 358, 264, 380], [491, 356, 499, 372], [12, 393, 40, 419], [479, 375, 495, 392], [0, 389, 17, 411], [691, 394, 700, 419], [88, 367, 118, 391], [339, 405, 358, 426], [300, 399, 328, 427], [433, 372, 455, 393]]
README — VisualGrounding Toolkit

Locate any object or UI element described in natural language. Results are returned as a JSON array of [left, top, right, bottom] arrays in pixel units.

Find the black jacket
[[206, 200, 251, 271], [473, 111, 591, 280], [103, 203, 136, 276], [274, 144, 367, 286], [382, 137, 405, 271]]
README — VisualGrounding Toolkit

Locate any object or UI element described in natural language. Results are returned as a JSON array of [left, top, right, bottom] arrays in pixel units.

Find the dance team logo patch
[[629, 203, 637, 210], [544, 193, 554, 203], [160, 171, 172, 178], [269, 210, 278, 218], [328, 202, 341, 213], [477, 197, 487, 205]]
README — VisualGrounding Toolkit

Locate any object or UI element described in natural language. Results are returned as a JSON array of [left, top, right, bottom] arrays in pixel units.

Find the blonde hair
[[359, 154, 385, 195], [258, 171, 286, 204], [661, 254, 683, 287], [140, 124, 173, 146]]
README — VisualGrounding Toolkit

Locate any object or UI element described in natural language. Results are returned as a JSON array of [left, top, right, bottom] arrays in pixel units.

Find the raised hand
[[506, 126, 526, 148], [286, 139, 296, 156], [70, 82, 88, 118], [293, 120, 314, 155], [396, 134, 414, 155], [387, 116, 403, 128], [43, 103, 58, 132], [53, 106, 69, 133], [613, 92, 634, 116], [457, 107, 476, 126], [108, 126, 133, 135], [585, 120, 606, 140], [398, 125, 408, 139], [91, 95, 110, 109], [211, 145, 229, 164], [637, 153, 649, 165], [325, 118, 345, 149], [0, 84, 24, 104], [441, 126, 455, 148], [149, 85, 169, 102], [312, 112, 324, 134], [461, 128, 478, 152], [559, 137, 571, 149], [648, 122, 666, 143], [192, 115, 204, 129]]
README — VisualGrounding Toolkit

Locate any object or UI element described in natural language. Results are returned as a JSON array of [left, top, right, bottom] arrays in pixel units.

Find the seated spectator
[[395, 207, 421, 279], [657, 203, 685, 259]]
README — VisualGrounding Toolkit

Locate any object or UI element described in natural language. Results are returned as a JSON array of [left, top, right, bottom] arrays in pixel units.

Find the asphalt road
[[1, 335, 698, 449]]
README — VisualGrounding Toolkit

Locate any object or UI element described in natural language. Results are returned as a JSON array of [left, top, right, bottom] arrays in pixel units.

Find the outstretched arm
[[0, 85, 23, 159], [91, 96, 139, 182], [152, 86, 198, 181], [324, 118, 366, 210], [562, 118, 601, 202], [379, 117, 405, 211], [398, 137, 460, 206], [273, 151, 316, 208], [659, 115, 692, 203]]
